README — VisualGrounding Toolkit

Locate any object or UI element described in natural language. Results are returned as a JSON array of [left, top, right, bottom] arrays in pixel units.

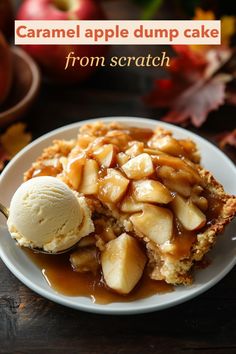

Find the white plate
[[0, 117, 235, 315]]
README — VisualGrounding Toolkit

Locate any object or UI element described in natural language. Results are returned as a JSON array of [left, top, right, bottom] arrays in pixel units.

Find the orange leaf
[[191, 9, 236, 52], [193, 8, 215, 21], [0, 123, 32, 158], [221, 16, 236, 47], [191, 8, 215, 53]]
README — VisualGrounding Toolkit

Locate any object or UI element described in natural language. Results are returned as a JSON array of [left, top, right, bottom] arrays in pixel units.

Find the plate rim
[[0, 116, 235, 315]]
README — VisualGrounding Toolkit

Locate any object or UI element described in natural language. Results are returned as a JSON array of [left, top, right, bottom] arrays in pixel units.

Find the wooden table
[[1, 2, 236, 353]]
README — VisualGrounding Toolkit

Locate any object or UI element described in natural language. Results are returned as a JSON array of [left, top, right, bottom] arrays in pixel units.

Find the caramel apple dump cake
[[23, 122, 236, 297]]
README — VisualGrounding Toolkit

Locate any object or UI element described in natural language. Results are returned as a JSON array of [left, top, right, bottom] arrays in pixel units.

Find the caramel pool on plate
[[25, 249, 173, 304]]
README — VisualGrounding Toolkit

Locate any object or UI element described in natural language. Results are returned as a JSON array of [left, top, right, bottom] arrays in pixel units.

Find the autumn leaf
[[144, 46, 232, 126], [193, 7, 215, 21], [191, 9, 235, 52], [0, 123, 32, 171], [170, 45, 207, 82], [160, 74, 228, 127], [217, 129, 236, 148], [144, 5, 236, 126], [221, 16, 236, 47], [144, 45, 208, 108], [0, 123, 32, 158], [190, 8, 216, 53]]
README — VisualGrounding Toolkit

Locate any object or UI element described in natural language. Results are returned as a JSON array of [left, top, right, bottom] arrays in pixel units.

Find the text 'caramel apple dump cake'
[[22, 122, 236, 302]]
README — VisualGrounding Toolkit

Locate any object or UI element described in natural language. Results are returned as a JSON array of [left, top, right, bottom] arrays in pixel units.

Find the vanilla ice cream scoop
[[7, 176, 94, 253]]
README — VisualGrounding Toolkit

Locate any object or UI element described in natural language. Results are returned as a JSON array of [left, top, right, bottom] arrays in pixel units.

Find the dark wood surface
[[1, 2, 236, 353]]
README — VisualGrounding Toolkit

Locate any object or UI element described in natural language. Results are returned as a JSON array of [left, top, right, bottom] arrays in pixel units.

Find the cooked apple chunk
[[161, 178, 192, 197], [178, 139, 200, 163], [98, 168, 129, 203], [149, 136, 184, 157], [130, 205, 173, 245], [122, 153, 154, 179], [120, 195, 145, 213], [192, 196, 208, 211], [125, 141, 144, 157], [101, 233, 147, 294], [143, 148, 164, 156], [157, 165, 196, 197], [153, 155, 201, 184], [79, 159, 99, 195], [117, 152, 130, 166], [66, 153, 86, 190], [92, 144, 117, 168], [70, 247, 99, 274], [171, 194, 206, 230], [190, 185, 208, 211], [132, 179, 173, 204]]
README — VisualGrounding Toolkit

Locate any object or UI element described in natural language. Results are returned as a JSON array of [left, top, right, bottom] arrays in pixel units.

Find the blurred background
[[0, 0, 235, 170]]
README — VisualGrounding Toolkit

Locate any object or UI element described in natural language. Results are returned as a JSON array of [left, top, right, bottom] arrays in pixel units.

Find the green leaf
[[135, 0, 164, 20]]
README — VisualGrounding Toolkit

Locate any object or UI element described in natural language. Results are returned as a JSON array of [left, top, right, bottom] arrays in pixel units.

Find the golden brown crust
[[24, 139, 75, 181], [147, 168, 236, 285], [79, 121, 126, 138], [192, 169, 236, 261]]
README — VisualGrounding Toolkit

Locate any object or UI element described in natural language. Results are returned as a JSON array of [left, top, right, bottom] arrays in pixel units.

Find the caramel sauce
[[171, 232, 196, 259], [127, 127, 153, 142], [204, 192, 224, 227], [169, 193, 224, 260], [169, 220, 196, 260], [32, 166, 59, 177], [25, 249, 173, 304]]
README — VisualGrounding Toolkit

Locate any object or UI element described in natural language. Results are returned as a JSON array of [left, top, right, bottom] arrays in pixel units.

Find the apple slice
[[79, 159, 99, 195], [161, 178, 192, 197], [130, 204, 173, 245], [150, 136, 184, 157], [120, 195, 145, 213], [125, 141, 144, 157], [101, 233, 147, 294], [143, 148, 164, 156], [122, 153, 154, 179], [157, 165, 194, 197], [66, 152, 86, 190], [171, 194, 206, 230], [98, 168, 129, 203], [132, 179, 173, 204], [191, 196, 208, 212], [70, 247, 99, 275], [178, 139, 200, 163], [117, 152, 130, 167], [153, 155, 201, 184], [190, 185, 208, 211], [93, 144, 117, 168]]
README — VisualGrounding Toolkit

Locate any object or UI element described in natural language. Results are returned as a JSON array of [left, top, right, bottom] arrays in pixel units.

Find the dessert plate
[[0, 117, 235, 314]]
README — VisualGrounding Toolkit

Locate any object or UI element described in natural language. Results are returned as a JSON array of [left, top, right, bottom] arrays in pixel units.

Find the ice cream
[[7, 176, 94, 253]]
